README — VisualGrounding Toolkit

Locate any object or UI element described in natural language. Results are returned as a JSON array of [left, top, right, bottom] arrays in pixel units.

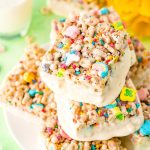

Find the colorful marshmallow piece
[[92, 62, 108, 78], [65, 53, 80, 66], [30, 103, 45, 110], [111, 107, 121, 115], [113, 56, 119, 62], [28, 89, 37, 97], [46, 127, 53, 135], [23, 72, 35, 83], [59, 18, 66, 23], [139, 120, 150, 136], [63, 43, 70, 50], [91, 145, 96, 150], [116, 113, 125, 120], [111, 107, 124, 120], [75, 70, 81, 75], [100, 7, 109, 15], [99, 39, 105, 46], [79, 102, 83, 107], [120, 87, 136, 102], [57, 68, 65, 77], [135, 103, 140, 109], [104, 101, 117, 109], [63, 25, 80, 39], [113, 21, 124, 30], [92, 41, 96, 45], [28, 89, 44, 98], [57, 42, 64, 49]]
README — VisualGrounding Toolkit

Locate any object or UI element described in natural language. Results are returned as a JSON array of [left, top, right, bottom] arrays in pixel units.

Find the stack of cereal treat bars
[[0, 6, 150, 150], [41, 7, 149, 149]]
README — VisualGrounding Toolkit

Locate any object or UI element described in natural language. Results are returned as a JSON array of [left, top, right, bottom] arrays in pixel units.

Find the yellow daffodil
[[140, 0, 150, 17], [108, 0, 150, 37], [129, 15, 150, 37]]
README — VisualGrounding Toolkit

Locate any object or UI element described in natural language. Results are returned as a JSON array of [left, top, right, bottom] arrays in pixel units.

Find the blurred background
[[0, 0, 149, 149], [108, 0, 150, 37]]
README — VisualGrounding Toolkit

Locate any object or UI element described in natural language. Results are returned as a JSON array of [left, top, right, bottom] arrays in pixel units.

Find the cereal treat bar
[[41, 8, 132, 107], [129, 37, 150, 88], [0, 45, 54, 120], [47, 0, 108, 17], [55, 78, 144, 141], [42, 97, 127, 150], [0, 44, 126, 150], [122, 83, 150, 150], [43, 116, 127, 150]]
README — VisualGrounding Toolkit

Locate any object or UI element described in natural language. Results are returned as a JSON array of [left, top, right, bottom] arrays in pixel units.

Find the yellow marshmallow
[[23, 72, 35, 83], [63, 43, 70, 50], [120, 87, 136, 102], [111, 107, 121, 116], [57, 68, 65, 77]]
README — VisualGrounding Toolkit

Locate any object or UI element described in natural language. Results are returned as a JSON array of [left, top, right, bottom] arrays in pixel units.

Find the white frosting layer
[[55, 80, 144, 141], [41, 47, 131, 107]]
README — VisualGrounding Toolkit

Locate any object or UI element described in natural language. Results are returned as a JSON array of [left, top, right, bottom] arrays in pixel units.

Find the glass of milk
[[0, 0, 32, 38]]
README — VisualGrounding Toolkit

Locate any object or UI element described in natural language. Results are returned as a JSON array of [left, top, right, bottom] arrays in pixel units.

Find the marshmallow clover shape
[[55, 79, 144, 141], [41, 11, 132, 107]]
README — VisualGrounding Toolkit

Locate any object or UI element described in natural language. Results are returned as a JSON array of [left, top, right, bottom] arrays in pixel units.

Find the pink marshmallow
[[64, 25, 80, 39], [138, 88, 149, 101]]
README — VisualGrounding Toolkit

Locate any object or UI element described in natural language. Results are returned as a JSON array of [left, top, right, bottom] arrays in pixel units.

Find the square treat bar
[[55, 78, 144, 141], [0, 45, 126, 150], [41, 8, 132, 107], [42, 116, 127, 150], [122, 84, 150, 150], [0, 45, 54, 120], [47, 0, 108, 17]]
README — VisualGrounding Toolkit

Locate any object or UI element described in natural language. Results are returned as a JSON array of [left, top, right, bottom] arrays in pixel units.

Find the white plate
[[4, 106, 46, 150]]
